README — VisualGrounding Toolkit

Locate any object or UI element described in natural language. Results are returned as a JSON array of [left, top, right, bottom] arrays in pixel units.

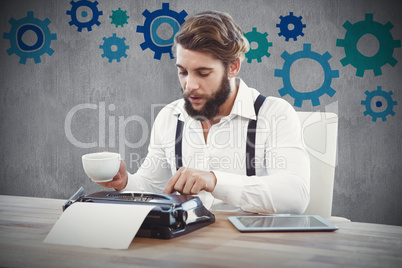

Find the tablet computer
[[228, 215, 338, 232]]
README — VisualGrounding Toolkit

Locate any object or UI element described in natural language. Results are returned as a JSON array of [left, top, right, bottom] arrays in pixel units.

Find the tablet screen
[[238, 216, 327, 228], [228, 215, 338, 232]]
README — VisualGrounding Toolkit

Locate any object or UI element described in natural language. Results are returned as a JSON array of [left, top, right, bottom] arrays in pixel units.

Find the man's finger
[[97, 177, 118, 189], [191, 178, 206, 194], [163, 167, 185, 193], [173, 168, 191, 192], [181, 175, 196, 194]]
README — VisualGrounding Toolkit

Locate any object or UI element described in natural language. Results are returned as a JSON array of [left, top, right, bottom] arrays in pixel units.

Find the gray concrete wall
[[1, 0, 401, 225]]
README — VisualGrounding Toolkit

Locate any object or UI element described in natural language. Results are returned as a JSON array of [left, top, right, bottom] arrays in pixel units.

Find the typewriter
[[63, 187, 215, 239]]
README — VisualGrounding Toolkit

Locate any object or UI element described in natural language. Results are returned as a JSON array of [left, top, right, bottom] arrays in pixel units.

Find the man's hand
[[97, 160, 128, 191], [163, 167, 217, 195]]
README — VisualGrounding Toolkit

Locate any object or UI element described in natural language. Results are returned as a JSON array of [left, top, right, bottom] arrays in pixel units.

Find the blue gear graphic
[[136, 3, 187, 60], [361, 86, 397, 122], [110, 8, 129, 27], [274, 43, 339, 107], [276, 12, 306, 41], [67, 0, 103, 32], [337, 13, 401, 77], [100, 33, 129, 62], [3, 11, 57, 64], [244, 27, 273, 63]]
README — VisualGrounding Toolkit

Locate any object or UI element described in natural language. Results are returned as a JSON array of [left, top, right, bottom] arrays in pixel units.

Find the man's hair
[[174, 11, 249, 65]]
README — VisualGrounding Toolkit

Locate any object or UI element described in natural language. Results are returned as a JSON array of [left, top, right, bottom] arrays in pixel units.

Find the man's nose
[[185, 74, 199, 92]]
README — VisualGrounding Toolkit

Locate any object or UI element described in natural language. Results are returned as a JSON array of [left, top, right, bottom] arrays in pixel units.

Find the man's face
[[176, 45, 231, 120]]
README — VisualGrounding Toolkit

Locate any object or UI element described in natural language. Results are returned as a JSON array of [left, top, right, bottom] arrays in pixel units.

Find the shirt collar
[[230, 78, 256, 120], [172, 99, 187, 121]]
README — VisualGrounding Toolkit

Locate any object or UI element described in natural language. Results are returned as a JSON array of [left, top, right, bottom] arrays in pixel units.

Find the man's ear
[[227, 58, 241, 78]]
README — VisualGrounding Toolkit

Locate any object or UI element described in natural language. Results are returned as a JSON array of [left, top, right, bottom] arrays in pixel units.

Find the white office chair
[[297, 112, 349, 222]]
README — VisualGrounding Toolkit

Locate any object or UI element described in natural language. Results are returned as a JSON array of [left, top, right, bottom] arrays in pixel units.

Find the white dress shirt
[[125, 78, 310, 214]]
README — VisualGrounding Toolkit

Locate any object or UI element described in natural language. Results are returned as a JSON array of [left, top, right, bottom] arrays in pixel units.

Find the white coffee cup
[[82, 152, 120, 182]]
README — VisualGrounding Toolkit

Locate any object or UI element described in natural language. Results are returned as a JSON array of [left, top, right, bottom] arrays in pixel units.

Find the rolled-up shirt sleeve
[[212, 98, 310, 214]]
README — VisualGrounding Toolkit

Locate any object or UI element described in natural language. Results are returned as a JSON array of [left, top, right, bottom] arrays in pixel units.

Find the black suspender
[[175, 119, 184, 170], [246, 94, 266, 176], [175, 94, 266, 175]]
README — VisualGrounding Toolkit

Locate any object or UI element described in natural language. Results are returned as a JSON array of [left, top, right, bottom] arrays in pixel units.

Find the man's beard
[[182, 74, 231, 121]]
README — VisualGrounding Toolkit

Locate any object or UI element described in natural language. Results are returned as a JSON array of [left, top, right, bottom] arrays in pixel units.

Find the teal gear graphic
[[336, 13, 401, 77], [361, 86, 397, 122], [276, 12, 306, 41], [3, 11, 57, 64], [274, 43, 339, 107], [244, 27, 273, 63], [67, 0, 103, 32], [110, 8, 129, 27], [100, 33, 129, 63], [136, 3, 187, 60]]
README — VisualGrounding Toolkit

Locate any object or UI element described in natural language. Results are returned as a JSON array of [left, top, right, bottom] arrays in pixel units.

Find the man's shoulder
[[236, 78, 296, 119], [264, 95, 292, 106], [238, 78, 292, 109], [261, 96, 296, 116]]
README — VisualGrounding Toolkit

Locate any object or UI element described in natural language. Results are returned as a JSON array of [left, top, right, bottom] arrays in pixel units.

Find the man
[[98, 11, 310, 214]]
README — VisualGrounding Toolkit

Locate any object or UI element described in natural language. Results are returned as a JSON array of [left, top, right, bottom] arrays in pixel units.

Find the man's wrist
[[209, 171, 217, 192], [114, 171, 129, 191]]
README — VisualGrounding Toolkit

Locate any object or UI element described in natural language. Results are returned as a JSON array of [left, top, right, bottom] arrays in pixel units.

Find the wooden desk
[[0, 195, 401, 268]]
